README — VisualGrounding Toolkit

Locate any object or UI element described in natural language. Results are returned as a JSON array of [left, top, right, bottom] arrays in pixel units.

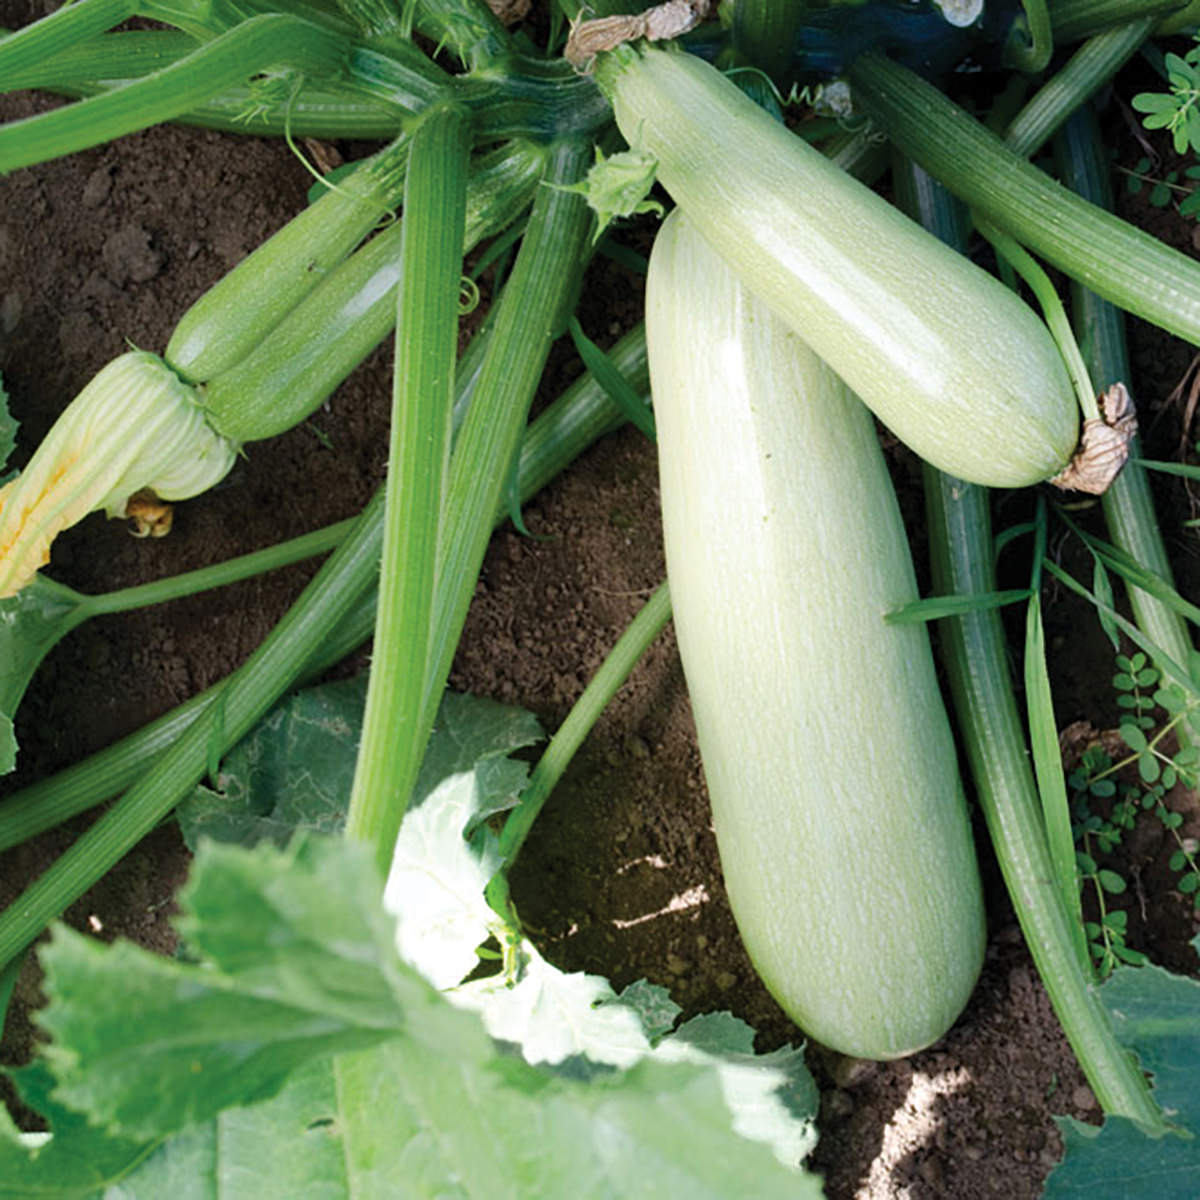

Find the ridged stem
[[0, 27, 410, 139], [847, 50, 1200, 347], [1006, 0, 1053, 72], [1048, 0, 1185, 41], [421, 140, 593, 740], [1053, 107, 1197, 713], [345, 104, 471, 871], [411, 0, 513, 70], [81, 522, 353, 618], [1004, 18, 1156, 160], [896, 161, 1164, 1131], [0, 488, 387, 969], [0, 0, 135, 78], [0, 14, 355, 172], [732, 0, 806, 84]]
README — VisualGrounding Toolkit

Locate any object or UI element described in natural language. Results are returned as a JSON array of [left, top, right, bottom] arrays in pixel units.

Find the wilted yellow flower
[[0, 351, 238, 598]]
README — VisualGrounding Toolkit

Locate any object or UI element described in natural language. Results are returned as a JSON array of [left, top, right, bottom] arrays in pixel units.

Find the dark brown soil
[[2, 21, 1199, 1198]]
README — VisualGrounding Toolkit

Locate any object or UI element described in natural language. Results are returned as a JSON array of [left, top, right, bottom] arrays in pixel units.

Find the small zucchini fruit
[[648, 210, 986, 1059]]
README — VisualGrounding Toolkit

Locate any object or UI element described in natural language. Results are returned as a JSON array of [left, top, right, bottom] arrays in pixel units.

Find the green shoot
[[486, 581, 671, 921], [1132, 37, 1200, 156], [977, 219, 1101, 422], [1066, 651, 1200, 974], [1120, 156, 1200, 221], [1025, 501, 1090, 974]]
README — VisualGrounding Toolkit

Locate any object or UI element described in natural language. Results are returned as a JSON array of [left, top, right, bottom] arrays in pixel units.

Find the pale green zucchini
[[648, 210, 985, 1058], [597, 44, 1078, 489]]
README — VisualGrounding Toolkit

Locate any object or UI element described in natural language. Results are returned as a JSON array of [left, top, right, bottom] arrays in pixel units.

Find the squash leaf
[[1044, 940, 1200, 1197], [22, 834, 820, 1197], [177, 684, 542, 850]]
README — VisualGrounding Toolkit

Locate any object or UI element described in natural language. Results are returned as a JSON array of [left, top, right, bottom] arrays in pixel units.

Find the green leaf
[[456, 940, 655, 1068], [32, 833, 819, 1196], [1178, 190, 1200, 218], [411, 690, 544, 827], [1097, 869, 1127, 895], [177, 685, 542, 850], [101, 1060, 343, 1199], [567, 315, 656, 441], [1025, 595, 1086, 958], [617, 979, 683, 1041], [0, 575, 92, 775], [1121, 723, 1149, 753], [1135, 457, 1200, 481], [36, 837, 410, 1140], [177, 676, 368, 850], [1132, 92, 1181, 115], [1045, 942, 1200, 1197], [0, 374, 16, 480], [1093, 559, 1121, 652], [1102, 909, 1127, 934], [1139, 753, 1162, 785], [561, 146, 664, 243], [0, 1061, 156, 1197], [386, 771, 509, 992], [385, 721, 819, 1169], [884, 588, 1030, 623]]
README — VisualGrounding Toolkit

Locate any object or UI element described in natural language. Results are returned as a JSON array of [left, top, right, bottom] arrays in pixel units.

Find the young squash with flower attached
[[648, 210, 985, 1058]]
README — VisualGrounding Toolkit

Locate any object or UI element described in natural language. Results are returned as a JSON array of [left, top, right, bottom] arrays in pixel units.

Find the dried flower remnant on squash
[[1050, 383, 1136, 495], [0, 351, 238, 597]]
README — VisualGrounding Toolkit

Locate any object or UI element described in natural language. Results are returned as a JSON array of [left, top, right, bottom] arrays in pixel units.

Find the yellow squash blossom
[[0, 351, 238, 598]]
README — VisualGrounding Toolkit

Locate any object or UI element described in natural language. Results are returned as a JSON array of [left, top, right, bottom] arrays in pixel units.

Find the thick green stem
[[896, 160, 1165, 1131], [411, 0, 513, 70], [847, 50, 1200, 347], [345, 104, 471, 870], [0, 324, 649, 853], [1004, 19, 1155, 159], [731, 0, 805, 84], [0, 0, 136, 79], [1048, 0, 1185, 41], [349, 46, 611, 144], [0, 14, 355, 172], [1054, 106, 1197, 724], [0, 28, 408, 139], [1006, 0, 1053, 72], [421, 139, 593, 748], [81, 521, 353, 618], [926, 471, 1164, 1130]]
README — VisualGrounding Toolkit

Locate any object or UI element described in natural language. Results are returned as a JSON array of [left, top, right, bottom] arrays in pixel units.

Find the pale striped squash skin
[[648, 210, 985, 1059], [604, 45, 1079, 489]]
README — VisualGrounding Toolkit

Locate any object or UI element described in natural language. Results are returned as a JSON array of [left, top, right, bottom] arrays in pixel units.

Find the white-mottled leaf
[[455, 942, 651, 1068], [384, 773, 505, 989]]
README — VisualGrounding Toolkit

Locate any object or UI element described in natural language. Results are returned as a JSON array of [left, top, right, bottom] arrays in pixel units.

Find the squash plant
[[1, 0, 1200, 1192]]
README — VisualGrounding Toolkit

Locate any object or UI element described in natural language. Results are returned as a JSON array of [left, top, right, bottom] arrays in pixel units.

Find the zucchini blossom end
[[0, 351, 238, 598]]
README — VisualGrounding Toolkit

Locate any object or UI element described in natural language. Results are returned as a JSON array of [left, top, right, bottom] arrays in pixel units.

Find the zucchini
[[166, 135, 412, 385], [648, 210, 985, 1058], [596, 44, 1078, 489]]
